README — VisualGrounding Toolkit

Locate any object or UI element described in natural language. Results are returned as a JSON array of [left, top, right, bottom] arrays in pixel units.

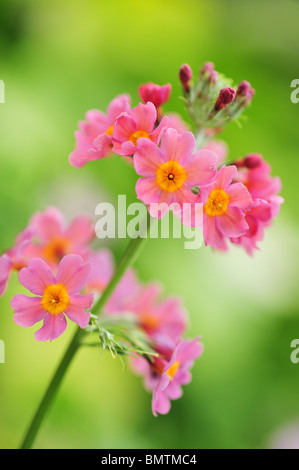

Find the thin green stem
[[19, 212, 153, 449], [20, 326, 83, 449]]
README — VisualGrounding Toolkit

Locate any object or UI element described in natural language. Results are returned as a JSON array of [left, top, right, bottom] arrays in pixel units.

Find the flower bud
[[214, 87, 236, 111], [139, 82, 171, 108], [236, 80, 255, 105], [179, 64, 192, 93]]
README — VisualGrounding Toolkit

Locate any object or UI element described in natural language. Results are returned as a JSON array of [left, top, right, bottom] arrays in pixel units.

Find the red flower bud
[[215, 87, 236, 111], [236, 80, 255, 104], [179, 64, 192, 93]]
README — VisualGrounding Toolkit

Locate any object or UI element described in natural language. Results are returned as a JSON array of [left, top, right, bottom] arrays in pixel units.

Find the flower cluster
[[69, 62, 283, 254], [1, 61, 284, 422], [2, 207, 200, 415]]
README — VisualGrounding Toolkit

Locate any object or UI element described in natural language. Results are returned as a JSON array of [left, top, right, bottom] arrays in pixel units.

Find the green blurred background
[[0, 0, 299, 449]]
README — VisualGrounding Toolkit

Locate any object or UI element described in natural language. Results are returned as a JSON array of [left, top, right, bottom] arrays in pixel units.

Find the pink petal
[[165, 381, 183, 400], [19, 258, 56, 295], [135, 177, 162, 205], [91, 133, 113, 158], [113, 113, 136, 143], [214, 165, 237, 190], [184, 149, 218, 187], [11, 295, 46, 326], [0, 254, 13, 296], [65, 215, 95, 247], [160, 128, 195, 165], [152, 389, 171, 417], [30, 207, 65, 242], [217, 206, 249, 238], [134, 139, 164, 176], [55, 254, 92, 294], [64, 294, 93, 328], [226, 182, 253, 210], [203, 215, 227, 250], [34, 313, 67, 342], [106, 94, 131, 124], [130, 102, 157, 133]]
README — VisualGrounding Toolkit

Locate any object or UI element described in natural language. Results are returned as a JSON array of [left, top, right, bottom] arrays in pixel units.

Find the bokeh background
[[0, 0, 299, 449]]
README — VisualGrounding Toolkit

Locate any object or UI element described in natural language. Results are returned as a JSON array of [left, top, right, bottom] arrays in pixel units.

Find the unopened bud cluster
[[179, 62, 255, 140]]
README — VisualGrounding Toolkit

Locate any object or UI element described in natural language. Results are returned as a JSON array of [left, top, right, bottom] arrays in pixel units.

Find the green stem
[[20, 326, 83, 449], [19, 212, 152, 449]]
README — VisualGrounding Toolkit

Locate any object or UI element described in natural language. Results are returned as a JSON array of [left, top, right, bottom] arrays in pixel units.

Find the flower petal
[[130, 101, 157, 133], [214, 165, 237, 190], [160, 128, 195, 165], [11, 295, 46, 326], [19, 258, 56, 295], [64, 294, 93, 328], [34, 313, 67, 342], [55, 254, 92, 294], [134, 139, 164, 176], [184, 149, 218, 186], [226, 182, 253, 210], [217, 206, 249, 238]]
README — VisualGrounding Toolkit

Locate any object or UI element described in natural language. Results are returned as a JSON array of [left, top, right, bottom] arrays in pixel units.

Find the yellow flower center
[[105, 125, 114, 136], [42, 238, 70, 264], [166, 361, 180, 380], [156, 160, 187, 193], [204, 188, 230, 216], [41, 284, 69, 315], [129, 129, 150, 146], [140, 312, 160, 331]]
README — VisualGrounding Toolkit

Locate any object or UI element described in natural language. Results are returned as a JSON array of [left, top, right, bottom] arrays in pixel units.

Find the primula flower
[[230, 154, 283, 254], [200, 165, 254, 249], [112, 101, 169, 157], [133, 337, 203, 416], [25, 207, 94, 269], [69, 94, 131, 168], [151, 337, 203, 416], [11, 255, 94, 341], [0, 227, 34, 296], [134, 128, 218, 218], [138, 82, 171, 109]]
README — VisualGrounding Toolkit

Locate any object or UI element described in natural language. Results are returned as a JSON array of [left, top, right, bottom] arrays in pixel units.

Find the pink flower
[[69, 94, 131, 168], [112, 101, 169, 157], [151, 338, 203, 416], [134, 128, 218, 218], [25, 207, 94, 269], [133, 337, 203, 416], [11, 255, 94, 341], [0, 227, 35, 296], [200, 165, 254, 249], [230, 154, 283, 254], [139, 82, 171, 109]]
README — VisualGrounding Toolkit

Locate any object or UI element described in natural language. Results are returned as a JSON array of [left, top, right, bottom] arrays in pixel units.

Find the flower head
[[69, 94, 131, 168], [151, 337, 203, 416], [200, 165, 254, 249], [25, 207, 94, 269], [230, 154, 283, 254], [112, 101, 169, 157], [0, 227, 35, 296], [11, 255, 94, 341], [134, 127, 218, 218]]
